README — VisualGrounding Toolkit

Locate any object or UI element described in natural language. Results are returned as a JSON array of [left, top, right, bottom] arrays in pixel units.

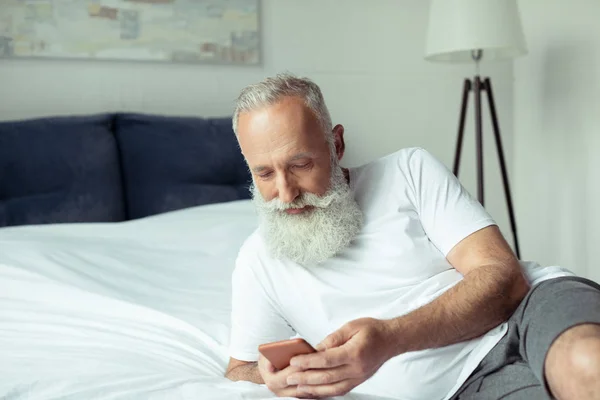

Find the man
[[224, 73, 600, 400]]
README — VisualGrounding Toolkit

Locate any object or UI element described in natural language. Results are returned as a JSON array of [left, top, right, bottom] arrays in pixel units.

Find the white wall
[[514, 0, 600, 281], [0, 1, 516, 242]]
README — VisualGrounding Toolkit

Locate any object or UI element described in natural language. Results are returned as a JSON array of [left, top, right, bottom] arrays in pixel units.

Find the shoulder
[[382, 147, 451, 181], [232, 230, 266, 289], [389, 147, 440, 169], [236, 229, 266, 265], [352, 147, 433, 181], [235, 229, 281, 276], [360, 147, 433, 169], [233, 230, 289, 299], [348, 148, 426, 207]]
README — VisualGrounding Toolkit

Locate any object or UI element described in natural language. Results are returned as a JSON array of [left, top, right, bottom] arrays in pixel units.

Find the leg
[[453, 79, 471, 177], [482, 78, 521, 259], [455, 358, 549, 399], [514, 277, 600, 400], [453, 276, 600, 400], [545, 323, 600, 399]]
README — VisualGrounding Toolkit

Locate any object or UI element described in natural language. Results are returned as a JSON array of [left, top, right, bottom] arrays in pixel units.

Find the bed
[[0, 199, 397, 400], [0, 114, 392, 400]]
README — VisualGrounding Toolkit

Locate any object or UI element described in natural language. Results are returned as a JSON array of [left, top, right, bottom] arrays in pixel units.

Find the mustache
[[260, 193, 336, 211], [251, 185, 338, 212]]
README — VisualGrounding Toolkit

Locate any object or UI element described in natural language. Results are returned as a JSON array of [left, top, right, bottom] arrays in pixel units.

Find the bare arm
[[225, 358, 264, 384], [387, 225, 529, 355]]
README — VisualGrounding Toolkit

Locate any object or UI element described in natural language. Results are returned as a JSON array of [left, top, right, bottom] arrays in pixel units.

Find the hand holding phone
[[258, 338, 316, 371], [257, 338, 317, 397]]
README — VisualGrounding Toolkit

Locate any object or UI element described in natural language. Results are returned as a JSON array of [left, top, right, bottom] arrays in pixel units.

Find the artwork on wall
[[0, 0, 260, 65]]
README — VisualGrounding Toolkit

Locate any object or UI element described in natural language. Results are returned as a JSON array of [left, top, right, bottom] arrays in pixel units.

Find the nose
[[276, 173, 299, 204]]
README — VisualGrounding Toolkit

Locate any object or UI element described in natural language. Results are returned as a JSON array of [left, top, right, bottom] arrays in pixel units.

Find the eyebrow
[[289, 152, 316, 162], [251, 152, 316, 173]]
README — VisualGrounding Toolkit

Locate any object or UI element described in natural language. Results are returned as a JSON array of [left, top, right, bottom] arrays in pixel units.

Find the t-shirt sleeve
[[228, 242, 295, 362], [405, 148, 497, 256]]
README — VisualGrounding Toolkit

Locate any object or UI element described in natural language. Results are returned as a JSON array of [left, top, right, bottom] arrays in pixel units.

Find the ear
[[332, 124, 345, 161]]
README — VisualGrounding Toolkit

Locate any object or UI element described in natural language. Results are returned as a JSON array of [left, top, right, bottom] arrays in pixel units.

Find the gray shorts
[[451, 276, 600, 400]]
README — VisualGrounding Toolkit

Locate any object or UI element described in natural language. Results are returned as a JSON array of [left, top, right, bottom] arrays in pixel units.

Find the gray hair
[[232, 73, 333, 143]]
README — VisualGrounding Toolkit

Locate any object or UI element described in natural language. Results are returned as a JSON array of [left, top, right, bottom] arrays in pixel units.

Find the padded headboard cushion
[[0, 114, 126, 227], [114, 113, 251, 220]]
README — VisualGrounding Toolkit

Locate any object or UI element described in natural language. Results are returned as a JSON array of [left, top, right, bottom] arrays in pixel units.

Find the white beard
[[251, 162, 364, 266]]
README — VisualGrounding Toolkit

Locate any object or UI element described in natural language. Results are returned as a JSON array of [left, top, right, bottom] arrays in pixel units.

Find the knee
[[564, 333, 600, 381], [547, 324, 600, 380], [545, 324, 600, 399]]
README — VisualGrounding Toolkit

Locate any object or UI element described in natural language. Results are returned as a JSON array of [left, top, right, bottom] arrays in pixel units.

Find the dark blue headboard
[[0, 113, 252, 227], [114, 113, 251, 220], [0, 114, 125, 227]]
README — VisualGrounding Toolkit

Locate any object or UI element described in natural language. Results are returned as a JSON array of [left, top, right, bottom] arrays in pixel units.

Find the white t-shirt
[[229, 148, 573, 400]]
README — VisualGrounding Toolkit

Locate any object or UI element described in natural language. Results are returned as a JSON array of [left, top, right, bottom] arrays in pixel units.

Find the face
[[236, 96, 364, 265], [237, 96, 337, 207]]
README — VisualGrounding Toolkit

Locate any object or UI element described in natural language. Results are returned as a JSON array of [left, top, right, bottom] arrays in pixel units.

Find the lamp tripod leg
[[474, 76, 484, 206], [453, 79, 472, 177], [483, 78, 521, 259]]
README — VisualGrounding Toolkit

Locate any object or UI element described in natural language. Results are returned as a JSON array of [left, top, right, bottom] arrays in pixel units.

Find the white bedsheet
[[0, 200, 392, 400]]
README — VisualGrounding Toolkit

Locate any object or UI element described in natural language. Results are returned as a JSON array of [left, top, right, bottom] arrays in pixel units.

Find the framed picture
[[0, 0, 261, 65]]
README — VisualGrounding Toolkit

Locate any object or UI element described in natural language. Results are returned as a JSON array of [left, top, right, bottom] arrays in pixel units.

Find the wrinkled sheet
[[0, 200, 394, 400]]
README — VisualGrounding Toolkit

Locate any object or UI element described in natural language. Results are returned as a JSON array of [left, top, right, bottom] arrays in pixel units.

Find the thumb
[[316, 325, 353, 351], [259, 353, 276, 373]]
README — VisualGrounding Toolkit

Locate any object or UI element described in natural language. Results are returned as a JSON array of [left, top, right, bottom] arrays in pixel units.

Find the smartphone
[[258, 338, 317, 370]]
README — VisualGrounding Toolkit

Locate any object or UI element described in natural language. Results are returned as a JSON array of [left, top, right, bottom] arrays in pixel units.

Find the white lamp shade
[[425, 0, 527, 63]]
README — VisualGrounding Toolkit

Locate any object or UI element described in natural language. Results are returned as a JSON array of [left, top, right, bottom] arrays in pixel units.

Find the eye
[[257, 171, 273, 179], [293, 162, 311, 170]]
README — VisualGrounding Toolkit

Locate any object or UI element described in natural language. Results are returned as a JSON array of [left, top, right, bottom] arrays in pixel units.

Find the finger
[[258, 356, 277, 380], [287, 365, 353, 386], [316, 325, 354, 351], [258, 354, 277, 374], [266, 365, 305, 390], [266, 361, 276, 374], [296, 379, 358, 398], [290, 346, 349, 369]]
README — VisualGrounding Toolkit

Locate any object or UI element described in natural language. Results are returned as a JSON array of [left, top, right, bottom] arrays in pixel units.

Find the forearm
[[386, 264, 529, 356], [225, 362, 264, 384]]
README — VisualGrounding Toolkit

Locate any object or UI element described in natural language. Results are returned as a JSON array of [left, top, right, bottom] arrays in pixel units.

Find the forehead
[[236, 96, 328, 165]]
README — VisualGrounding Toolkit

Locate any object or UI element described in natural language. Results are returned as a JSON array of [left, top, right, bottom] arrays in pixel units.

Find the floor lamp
[[425, 0, 527, 259]]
